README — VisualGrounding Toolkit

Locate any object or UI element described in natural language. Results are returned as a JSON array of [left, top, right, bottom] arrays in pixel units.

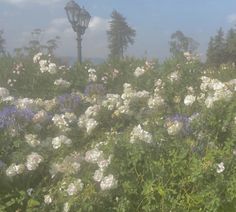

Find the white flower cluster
[[6, 163, 25, 177], [25, 152, 43, 171], [33, 53, 58, 74], [66, 179, 84, 196], [25, 134, 40, 147], [85, 148, 104, 164], [52, 112, 76, 132], [78, 106, 99, 134], [44, 194, 53, 204], [216, 162, 225, 173], [50, 152, 81, 177], [130, 124, 153, 144], [32, 110, 48, 124], [113, 83, 149, 116], [134, 66, 146, 77], [54, 78, 71, 88], [100, 174, 118, 191], [147, 79, 165, 109], [78, 116, 98, 134], [200, 76, 233, 108], [85, 105, 101, 117], [38, 59, 57, 74], [88, 68, 97, 82], [33, 52, 43, 63], [52, 135, 72, 149], [165, 120, 183, 136], [0, 87, 10, 99], [102, 94, 123, 111], [15, 98, 35, 110], [85, 148, 116, 190], [43, 98, 57, 111], [168, 70, 180, 82], [184, 94, 196, 106], [183, 51, 198, 63]]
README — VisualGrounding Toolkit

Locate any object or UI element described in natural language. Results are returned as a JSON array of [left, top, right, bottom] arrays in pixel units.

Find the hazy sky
[[0, 0, 236, 61]]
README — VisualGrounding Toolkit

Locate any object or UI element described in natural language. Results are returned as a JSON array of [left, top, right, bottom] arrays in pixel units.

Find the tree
[[24, 28, 43, 56], [44, 36, 60, 56], [226, 28, 236, 63], [169, 30, 199, 59], [206, 28, 226, 66], [107, 10, 136, 60], [0, 30, 6, 56]]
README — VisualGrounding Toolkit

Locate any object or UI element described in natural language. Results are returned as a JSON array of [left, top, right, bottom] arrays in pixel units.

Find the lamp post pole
[[65, 1, 91, 64], [76, 29, 82, 63]]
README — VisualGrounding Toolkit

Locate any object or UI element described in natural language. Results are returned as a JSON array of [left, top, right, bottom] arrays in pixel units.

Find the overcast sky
[[0, 0, 236, 61]]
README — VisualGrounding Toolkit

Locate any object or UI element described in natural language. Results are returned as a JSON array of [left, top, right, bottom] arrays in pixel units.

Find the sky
[[0, 0, 236, 61]]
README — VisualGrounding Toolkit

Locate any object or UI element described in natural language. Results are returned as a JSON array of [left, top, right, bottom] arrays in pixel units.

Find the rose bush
[[0, 53, 236, 211]]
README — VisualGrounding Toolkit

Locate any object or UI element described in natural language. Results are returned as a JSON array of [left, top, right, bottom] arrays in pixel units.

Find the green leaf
[[27, 199, 40, 208]]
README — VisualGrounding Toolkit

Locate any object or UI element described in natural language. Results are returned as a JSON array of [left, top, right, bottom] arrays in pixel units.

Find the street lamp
[[65, 0, 91, 64]]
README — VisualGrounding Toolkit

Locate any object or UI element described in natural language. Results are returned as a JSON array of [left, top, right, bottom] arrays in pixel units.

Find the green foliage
[[207, 27, 236, 66], [107, 10, 136, 60], [169, 30, 199, 59], [0, 54, 236, 211]]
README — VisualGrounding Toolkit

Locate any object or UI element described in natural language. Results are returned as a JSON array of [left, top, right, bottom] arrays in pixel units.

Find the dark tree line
[[207, 27, 236, 66]]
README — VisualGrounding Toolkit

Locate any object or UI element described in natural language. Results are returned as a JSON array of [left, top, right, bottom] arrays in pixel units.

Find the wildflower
[[66, 179, 84, 196], [0, 87, 10, 99], [52, 135, 72, 149], [44, 195, 52, 204], [134, 67, 146, 77], [166, 120, 183, 136], [100, 174, 117, 191], [93, 169, 104, 182], [54, 78, 71, 88], [148, 95, 164, 108], [27, 188, 34, 196], [25, 134, 40, 147], [168, 71, 180, 82], [184, 95, 196, 106], [216, 162, 225, 173], [85, 149, 104, 164], [25, 152, 43, 171], [130, 124, 152, 144], [33, 52, 43, 63], [39, 60, 48, 73], [63, 202, 70, 212], [32, 110, 48, 124], [48, 63, 57, 74], [6, 163, 25, 177]]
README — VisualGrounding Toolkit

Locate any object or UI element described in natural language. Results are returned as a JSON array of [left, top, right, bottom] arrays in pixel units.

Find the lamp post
[[65, 0, 91, 64]]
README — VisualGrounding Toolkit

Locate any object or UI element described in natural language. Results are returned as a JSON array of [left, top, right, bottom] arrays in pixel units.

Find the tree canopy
[[107, 10, 136, 60]]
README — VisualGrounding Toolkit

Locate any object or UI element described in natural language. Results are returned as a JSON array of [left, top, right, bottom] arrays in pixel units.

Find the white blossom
[[44, 195, 52, 204], [66, 179, 84, 196], [25, 152, 43, 171], [54, 78, 71, 88], [33, 52, 43, 63], [184, 95, 196, 106], [166, 120, 183, 136], [85, 149, 104, 164], [130, 124, 153, 144], [52, 135, 72, 149], [216, 162, 225, 173], [93, 169, 104, 182], [0, 87, 10, 99], [25, 134, 40, 147], [6, 163, 25, 177], [134, 67, 146, 77], [100, 174, 117, 191], [48, 63, 57, 74]]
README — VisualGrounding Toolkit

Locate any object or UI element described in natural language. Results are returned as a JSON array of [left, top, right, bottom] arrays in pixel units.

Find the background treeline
[[0, 10, 236, 67]]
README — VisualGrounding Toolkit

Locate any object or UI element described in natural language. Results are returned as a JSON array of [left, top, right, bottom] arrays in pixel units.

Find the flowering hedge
[[0, 53, 236, 211]]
